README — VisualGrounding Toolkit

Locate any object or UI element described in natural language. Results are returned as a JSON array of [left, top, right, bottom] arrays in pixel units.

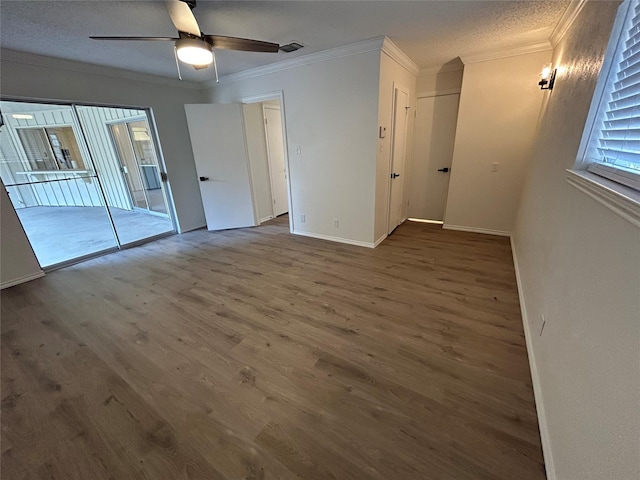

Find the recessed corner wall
[[444, 50, 551, 235]]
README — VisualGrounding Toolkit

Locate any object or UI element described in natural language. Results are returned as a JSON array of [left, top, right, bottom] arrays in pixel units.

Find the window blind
[[597, 1, 640, 174]]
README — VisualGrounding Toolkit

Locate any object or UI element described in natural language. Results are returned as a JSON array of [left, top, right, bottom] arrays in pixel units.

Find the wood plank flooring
[[1, 216, 545, 479]]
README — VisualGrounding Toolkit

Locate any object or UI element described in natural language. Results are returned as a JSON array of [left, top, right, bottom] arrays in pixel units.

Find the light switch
[[491, 162, 499, 172], [296, 146, 302, 155]]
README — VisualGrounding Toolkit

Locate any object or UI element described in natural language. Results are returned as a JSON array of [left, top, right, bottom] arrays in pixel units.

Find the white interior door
[[409, 94, 459, 221], [263, 105, 288, 217], [185, 103, 255, 231], [388, 87, 409, 234]]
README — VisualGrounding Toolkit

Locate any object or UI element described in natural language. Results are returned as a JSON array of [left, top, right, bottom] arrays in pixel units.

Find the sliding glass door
[[0, 99, 175, 269], [76, 105, 174, 245]]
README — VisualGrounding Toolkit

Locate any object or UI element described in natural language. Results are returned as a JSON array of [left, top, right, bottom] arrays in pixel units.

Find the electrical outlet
[[300, 214, 306, 223], [539, 314, 546, 336], [333, 219, 339, 228]]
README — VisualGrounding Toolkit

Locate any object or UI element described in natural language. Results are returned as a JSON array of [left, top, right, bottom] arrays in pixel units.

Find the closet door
[[185, 103, 256, 230]]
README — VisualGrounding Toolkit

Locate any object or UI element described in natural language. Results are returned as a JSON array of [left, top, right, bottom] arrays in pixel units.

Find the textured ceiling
[[0, 1, 571, 83]]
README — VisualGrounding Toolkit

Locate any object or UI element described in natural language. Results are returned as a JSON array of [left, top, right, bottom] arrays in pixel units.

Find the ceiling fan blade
[[90, 36, 179, 41], [205, 35, 279, 53], [166, 0, 201, 37]]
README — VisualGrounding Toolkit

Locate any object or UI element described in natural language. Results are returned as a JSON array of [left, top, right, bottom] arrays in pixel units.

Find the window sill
[[566, 169, 640, 228]]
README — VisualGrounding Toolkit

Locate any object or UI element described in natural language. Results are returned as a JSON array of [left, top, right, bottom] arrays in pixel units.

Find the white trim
[[373, 234, 387, 247], [0, 48, 201, 90], [178, 222, 207, 233], [588, 163, 640, 191], [566, 169, 640, 228], [408, 218, 444, 224], [1, 271, 45, 290], [293, 230, 376, 248], [215, 37, 386, 86], [416, 88, 461, 99], [460, 41, 552, 65], [550, 0, 588, 47], [510, 237, 557, 480], [442, 224, 511, 237], [418, 64, 464, 77], [259, 215, 274, 224], [381, 38, 420, 75]]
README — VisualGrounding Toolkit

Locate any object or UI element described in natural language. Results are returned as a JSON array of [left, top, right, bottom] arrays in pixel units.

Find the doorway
[[388, 85, 410, 234], [184, 93, 291, 233], [0, 99, 176, 269], [408, 94, 459, 222]]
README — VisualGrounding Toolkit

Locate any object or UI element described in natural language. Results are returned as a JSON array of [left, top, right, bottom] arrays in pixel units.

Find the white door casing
[[184, 103, 256, 231], [409, 94, 459, 221], [263, 105, 289, 217], [388, 86, 410, 234]]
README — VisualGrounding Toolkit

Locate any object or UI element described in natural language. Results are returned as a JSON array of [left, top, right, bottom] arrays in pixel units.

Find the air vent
[[279, 42, 304, 53]]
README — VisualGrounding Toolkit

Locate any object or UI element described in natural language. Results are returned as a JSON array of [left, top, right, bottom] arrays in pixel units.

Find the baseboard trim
[[293, 230, 376, 248], [443, 224, 511, 237], [1, 271, 45, 290], [259, 215, 274, 224], [373, 234, 387, 247], [510, 236, 556, 480], [178, 223, 207, 234]]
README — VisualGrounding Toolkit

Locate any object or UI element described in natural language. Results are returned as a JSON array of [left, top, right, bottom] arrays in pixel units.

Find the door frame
[[386, 82, 411, 235], [241, 91, 294, 233], [262, 103, 288, 218]]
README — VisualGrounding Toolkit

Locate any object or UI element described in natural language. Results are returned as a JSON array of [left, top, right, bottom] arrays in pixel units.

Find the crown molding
[[460, 40, 552, 65], [381, 38, 419, 75], [418, 63, 464, 77], [550, 0, 588, 47], [0, 48, 202, 90], [215, 37, 387, 86]]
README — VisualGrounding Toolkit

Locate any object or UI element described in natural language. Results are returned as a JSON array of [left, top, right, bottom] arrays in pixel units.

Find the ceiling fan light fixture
[[175, 38, 213, 66]]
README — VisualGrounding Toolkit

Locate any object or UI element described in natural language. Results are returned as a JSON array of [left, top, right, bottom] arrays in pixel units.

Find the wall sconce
[[539, 64, 557, 90]]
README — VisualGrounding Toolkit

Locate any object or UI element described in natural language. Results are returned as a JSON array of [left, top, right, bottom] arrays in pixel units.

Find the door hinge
[[160, 172, 168, 182]]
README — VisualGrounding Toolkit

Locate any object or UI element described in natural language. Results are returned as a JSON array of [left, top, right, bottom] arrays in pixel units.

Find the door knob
[[199, 176, 209, 181], [437, 167, 450, 173], [390, 173, 401, 179]]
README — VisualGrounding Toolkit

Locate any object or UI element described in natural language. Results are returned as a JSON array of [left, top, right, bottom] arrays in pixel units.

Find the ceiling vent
[[279, 42, 304, 53]]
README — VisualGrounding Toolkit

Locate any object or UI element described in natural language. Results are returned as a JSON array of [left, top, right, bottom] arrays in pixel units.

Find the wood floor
[[1, 216, 545, 479]]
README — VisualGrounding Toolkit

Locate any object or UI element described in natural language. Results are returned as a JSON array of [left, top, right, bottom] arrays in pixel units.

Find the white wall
[[374, 51, 417, 243], [0, 49, 206, 233], [513, 1, 640, 479], [206, 49, 381, 246], [0, 179, 43, 288], [242, 102, 273, 223], [445, 51, 551, 235], [416, 67, 463, 96]]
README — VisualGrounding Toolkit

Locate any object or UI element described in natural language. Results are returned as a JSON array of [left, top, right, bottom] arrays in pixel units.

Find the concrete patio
[[16, 206, 174, 267]]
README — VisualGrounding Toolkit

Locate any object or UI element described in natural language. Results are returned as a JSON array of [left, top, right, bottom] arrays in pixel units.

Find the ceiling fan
[[90, 0, 279, 79]]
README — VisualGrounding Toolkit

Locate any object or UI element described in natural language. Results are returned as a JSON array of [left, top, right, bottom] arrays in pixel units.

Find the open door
[[185, 103, 256, 231]]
